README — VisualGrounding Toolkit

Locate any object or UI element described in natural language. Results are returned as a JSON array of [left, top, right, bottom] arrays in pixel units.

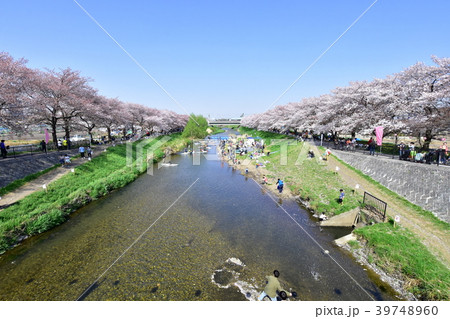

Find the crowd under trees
[[0, 52, 188, 147], [242, 56, 450, 150]]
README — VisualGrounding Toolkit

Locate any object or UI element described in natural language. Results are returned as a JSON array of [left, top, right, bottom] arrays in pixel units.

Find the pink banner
[[45, 128, 49, 144], [375, 126, 383, 146]]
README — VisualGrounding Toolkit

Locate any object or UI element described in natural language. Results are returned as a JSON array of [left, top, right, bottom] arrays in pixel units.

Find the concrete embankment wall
[[332, 150, 449, 223], [0, 150, 78, 188]]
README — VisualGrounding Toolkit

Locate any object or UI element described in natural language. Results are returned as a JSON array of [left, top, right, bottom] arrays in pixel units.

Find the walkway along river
[[0, 134, 398, 300]]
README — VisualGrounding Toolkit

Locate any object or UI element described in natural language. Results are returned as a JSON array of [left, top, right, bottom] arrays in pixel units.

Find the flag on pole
[[45, 128, 50, 144], [375, 126, 383, 146]]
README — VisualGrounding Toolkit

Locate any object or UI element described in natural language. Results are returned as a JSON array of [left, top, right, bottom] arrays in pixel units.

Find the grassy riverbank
[[353, 221, 449, 300], [0, 134, 188, 253], [239, 127, 361, 216], [239, 127, 449, 300]]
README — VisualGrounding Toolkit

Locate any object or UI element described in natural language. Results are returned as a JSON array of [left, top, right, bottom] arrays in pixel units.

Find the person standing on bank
[[338, 189, 345, 205], [276, 178, 284, 193]]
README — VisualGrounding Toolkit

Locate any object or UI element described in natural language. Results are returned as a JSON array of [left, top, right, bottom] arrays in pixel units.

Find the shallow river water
[[0, 133, 398, 301]]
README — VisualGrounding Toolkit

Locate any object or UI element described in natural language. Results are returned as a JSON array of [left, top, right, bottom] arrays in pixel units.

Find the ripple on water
[[211, 257, 260, 300]]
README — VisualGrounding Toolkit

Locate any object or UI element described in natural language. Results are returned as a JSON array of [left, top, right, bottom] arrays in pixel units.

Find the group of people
[[59, 154, 72, 166], [334, 137, 358, 152], [219, 136, 266, 167], [78, 146, 92, 159], [399, 141, 448, 165], [57, 138, 69, 150]]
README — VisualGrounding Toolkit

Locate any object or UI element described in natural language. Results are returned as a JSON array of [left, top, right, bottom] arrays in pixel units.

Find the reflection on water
[[0, 139, 398, 300]]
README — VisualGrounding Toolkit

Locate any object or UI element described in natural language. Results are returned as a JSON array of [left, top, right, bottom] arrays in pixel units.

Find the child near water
[[276, 179, 284, 193], [338, 189, 345, 204]]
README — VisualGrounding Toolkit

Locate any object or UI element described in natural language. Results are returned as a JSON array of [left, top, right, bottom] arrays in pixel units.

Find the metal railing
[[363, 191, 387, 222], [2, 140, 91, 159]]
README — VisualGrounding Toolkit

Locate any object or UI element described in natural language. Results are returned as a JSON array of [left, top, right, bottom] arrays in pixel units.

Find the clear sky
[[1, 0, 449, 119]]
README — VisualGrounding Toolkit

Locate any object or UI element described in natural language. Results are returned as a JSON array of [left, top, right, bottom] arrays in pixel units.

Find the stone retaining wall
[[332, 150, 449, 223]]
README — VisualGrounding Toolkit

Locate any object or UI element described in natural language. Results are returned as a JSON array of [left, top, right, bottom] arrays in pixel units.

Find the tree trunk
[[88, 128, 93, 145], [107, 127, 112, 141], [64, 120, 71, 149], [417, 132, 423, 148], [423, 129, 433, 151], [51, 117, 58, 148]]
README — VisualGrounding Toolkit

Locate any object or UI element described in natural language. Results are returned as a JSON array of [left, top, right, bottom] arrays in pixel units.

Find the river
[[0, 130, 398, 301]]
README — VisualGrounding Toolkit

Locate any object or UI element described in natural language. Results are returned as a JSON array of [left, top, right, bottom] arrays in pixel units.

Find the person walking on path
[[276, 178, 284, 193], [1, 140, 8, 159], [86, 147, 92, 159], [40, 140, 47, 154], [368, 137, 376, 156], [79, 145, 85, 158]]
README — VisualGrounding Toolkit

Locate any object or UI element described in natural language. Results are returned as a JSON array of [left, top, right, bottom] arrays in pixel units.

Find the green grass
[[264, 142, 361, 215], [0, 134, 188, 253], [348, 240, 360, 249], [0, 164, 61, 196], [330, 153, 449, 232], [238, 127, 360, 216], [355, 221, 450, 300]]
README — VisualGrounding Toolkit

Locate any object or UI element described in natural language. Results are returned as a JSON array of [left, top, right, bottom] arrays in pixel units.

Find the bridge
[[208, 118, 241, 126]]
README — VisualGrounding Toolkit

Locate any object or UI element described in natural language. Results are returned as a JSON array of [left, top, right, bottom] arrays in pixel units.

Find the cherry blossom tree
[[242, 55, 449, 147], [393, 56, 450, 149], [0, 52, 35, 132], [0, 51, 189, 141], [76, 94, 105, 143], [97, 97, 123, 141], [30, 68, 97, 147]]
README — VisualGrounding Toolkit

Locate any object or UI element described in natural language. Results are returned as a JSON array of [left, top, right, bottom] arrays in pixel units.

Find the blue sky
[[1, 0, 449, 118]]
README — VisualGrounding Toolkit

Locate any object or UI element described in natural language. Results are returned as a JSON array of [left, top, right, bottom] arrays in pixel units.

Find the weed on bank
[[354, 221, 449, 300]]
